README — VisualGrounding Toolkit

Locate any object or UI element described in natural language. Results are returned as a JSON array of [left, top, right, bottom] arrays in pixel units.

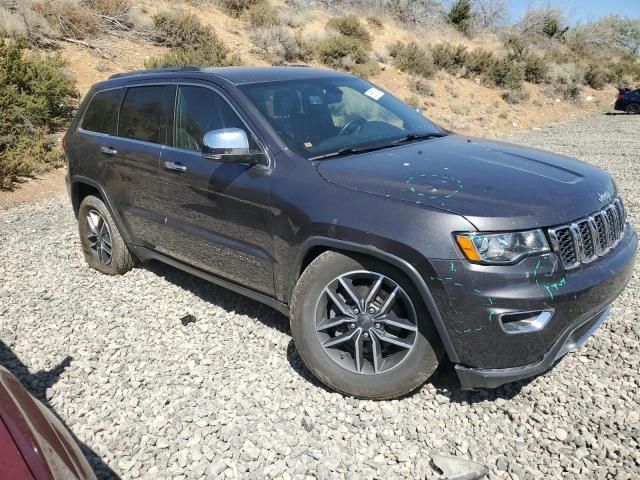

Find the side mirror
[[202, 128, 262, 164]]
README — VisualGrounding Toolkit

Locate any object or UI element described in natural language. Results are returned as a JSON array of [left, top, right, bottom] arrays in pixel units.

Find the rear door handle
[[163, 161, 187, 172], [100, 146, 117, 156]]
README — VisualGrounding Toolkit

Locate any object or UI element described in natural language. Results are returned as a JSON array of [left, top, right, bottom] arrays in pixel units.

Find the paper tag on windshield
[[364, 87, 384, 100]]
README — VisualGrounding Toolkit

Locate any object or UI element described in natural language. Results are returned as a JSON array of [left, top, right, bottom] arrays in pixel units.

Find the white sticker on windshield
[[364, 87, 384, 101]]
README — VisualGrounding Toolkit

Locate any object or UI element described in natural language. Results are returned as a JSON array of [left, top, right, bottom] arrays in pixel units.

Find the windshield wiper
[[388, 132, 447, 146], [310, 132, 447, 161], [310, 144, 393, 161]]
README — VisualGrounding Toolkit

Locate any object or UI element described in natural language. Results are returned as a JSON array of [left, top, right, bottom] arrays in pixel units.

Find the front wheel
[[290, 251, 442, 399], [625, 103, 640, 114]]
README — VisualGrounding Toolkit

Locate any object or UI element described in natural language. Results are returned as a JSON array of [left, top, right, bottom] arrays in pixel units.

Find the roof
[[108, 66, 348, 85]]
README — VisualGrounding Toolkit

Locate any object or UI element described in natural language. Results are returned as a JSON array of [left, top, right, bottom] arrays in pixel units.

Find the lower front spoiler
[[454, 306, 611, 390]]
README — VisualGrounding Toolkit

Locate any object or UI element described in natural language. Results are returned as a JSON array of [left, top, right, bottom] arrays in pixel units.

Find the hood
[[315, 135, 616, 231]]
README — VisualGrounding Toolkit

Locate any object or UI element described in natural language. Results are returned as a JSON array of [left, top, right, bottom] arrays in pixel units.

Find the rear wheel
[[78, 195, 134, 275], [625, 103, 640, 114], [290, 251, 442, 399]]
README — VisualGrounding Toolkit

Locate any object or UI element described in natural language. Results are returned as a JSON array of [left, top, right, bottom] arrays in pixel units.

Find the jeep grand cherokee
[[64, 66, 637, 399]]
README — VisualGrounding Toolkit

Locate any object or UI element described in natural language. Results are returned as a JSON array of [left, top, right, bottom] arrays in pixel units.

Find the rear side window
[[118, 86, 165, 144], [81, 89, 123, 135]]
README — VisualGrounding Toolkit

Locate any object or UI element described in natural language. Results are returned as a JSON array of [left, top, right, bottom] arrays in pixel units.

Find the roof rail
[[108, 66, 202, 80]]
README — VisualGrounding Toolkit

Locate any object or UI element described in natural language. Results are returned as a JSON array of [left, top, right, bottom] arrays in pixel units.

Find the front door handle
[[163, 161, 187, 172], [100, 146, 117, 155]]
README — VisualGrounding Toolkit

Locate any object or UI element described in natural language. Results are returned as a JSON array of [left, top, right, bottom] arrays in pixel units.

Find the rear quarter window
[[118, 86, 165, 144], [80, 88, 123, 135]]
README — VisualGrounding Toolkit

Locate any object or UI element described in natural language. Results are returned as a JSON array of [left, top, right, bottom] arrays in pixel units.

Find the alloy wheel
[[85, 209, 112, 265], [314, 270, 418, 375]]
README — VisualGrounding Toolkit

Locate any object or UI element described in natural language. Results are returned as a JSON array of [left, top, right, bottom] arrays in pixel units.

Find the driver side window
[[173, 85, 256, 152]]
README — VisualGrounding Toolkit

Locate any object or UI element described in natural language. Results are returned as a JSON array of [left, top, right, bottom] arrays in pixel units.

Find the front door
[[156, 83, 275, 295]]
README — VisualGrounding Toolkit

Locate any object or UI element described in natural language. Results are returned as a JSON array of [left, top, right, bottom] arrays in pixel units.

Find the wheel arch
[[69, 176, 133, 245], [291, 237, 460, 363]]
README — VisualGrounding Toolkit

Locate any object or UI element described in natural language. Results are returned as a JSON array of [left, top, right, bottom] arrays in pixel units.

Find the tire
[[290, 251, 442, 399], [625, 103, 640, 114], [78, 195, 134, 275]]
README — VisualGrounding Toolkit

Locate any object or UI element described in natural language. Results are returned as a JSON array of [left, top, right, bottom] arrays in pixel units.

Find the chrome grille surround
[[548, 198, 627, 270]]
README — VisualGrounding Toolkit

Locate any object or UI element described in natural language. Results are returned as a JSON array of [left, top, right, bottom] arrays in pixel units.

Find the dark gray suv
[[64, 66, 637, 399]]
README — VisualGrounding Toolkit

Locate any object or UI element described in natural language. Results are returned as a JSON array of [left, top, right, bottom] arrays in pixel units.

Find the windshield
[[238, 76, 445, 159]]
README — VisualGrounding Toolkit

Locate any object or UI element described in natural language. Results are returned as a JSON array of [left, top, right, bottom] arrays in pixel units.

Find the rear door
[[155, 82, 275, 295], [103, 83, 173, 248], [112, 83, 173, 248]]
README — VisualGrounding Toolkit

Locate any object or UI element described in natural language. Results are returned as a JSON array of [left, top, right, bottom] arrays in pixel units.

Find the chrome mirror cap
[[202, 128, 250, 159]]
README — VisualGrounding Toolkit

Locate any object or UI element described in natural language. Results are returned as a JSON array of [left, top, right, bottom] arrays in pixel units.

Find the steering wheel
[[339, 116, 367, 136]]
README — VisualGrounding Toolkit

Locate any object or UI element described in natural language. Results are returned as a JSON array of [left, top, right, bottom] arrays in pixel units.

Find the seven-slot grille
[[548, 198, 627, 270]]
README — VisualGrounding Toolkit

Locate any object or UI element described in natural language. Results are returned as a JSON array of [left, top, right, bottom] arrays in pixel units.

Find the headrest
[[273, 90, 300, 117]]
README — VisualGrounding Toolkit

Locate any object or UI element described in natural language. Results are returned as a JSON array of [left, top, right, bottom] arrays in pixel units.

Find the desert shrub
[[153, 12, 212, 47], [404, 95, 420, 108], [431, 43, 468, 74], [549, 63, 585, 88], [247, 3, 281, 27], [447, 0, 472, 35], [0, 40, 77, 189], [408, 77, 434, 96], [0, 134, 62, 189], [378, 0, 443, 27], [280, 9, 307, 28], [522, 54, 549, 83], [34, 0, 100, 40], [219, 0, 262, 17], [465, 48, 496, 77], [501, 88, 530, 104], [251, 26, 304, 65], [146, 17, 240, 68], [126, 5, 154, 31], [584, 64, 608, 90], [503, 34, 528, 60], [489, 58, 524, 89], [145, 41, 240, 68], [326, 15, 371, 47], [565, 16, 640, 57], [87, 0, 131, 17], [317, 35, 369, 69], [606, 59, 640, 84], [366, 16, 383, 29], [388, 41, 435, 78], [553, 81, 581, 101], [519, 5, 567, 38]]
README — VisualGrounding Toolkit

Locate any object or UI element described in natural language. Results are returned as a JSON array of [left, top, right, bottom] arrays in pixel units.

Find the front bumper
[[424, 224, 637, 387], [455, 306, 610, 389]]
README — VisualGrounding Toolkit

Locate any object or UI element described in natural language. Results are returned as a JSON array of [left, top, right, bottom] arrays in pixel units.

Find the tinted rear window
[[118, 86, 165, 144], [81, 89, 123, 135]]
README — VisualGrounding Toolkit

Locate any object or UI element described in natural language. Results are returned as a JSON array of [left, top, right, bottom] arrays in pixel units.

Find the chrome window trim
[[76, 80, 271, 167]]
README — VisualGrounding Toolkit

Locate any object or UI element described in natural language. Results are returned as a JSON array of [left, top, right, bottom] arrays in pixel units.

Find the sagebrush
[[0, 40, 77, 189]]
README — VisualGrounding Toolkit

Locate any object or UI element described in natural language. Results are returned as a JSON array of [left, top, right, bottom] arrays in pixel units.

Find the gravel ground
[[1, 114, 639, 480]]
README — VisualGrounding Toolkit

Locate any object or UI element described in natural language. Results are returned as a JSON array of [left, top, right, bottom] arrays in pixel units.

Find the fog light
[[499, 310, 554, 334]]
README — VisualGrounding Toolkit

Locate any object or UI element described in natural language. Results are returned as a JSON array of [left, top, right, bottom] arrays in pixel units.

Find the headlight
[[455, 229, 550, 264]]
